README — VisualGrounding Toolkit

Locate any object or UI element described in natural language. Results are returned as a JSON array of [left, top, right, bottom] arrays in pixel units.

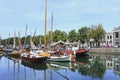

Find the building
[[113, 26, 120, 47], [105, 32, 113, 47]]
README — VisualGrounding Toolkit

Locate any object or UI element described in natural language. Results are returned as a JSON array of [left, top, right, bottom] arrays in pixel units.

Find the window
[[115, 32, 119, 38], [107, 36, 109, 39], [110, 36, 112, 39]]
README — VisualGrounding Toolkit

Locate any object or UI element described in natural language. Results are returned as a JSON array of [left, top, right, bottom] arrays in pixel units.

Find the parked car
[[114, 45, 119, 48]]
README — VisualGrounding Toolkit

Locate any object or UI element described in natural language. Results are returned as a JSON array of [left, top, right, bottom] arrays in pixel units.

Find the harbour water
[[0, 53, 120, 80]]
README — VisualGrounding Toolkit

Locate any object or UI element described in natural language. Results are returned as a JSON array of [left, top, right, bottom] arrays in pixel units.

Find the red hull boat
[[76, 49, 88, 56]]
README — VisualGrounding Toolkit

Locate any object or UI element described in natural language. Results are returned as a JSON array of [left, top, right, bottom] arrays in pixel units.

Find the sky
[[0, 0, 120, 39]]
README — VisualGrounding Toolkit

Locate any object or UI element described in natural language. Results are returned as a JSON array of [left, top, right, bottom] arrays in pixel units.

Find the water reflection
[[88, 54, 120, 80], [21, 60, 48, 70], [0, 53, 120, 80], [21, 60, 48, 80]]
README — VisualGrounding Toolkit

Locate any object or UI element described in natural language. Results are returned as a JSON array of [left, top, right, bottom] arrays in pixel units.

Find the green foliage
[[33, 36, 40, 46], [78, 59, 106, 79], [88, 24, 106, 47], [53, 30, 67, 42], [89, 24, 105, 41], [1, 24, 106, 47], [78, 27, 89, 44], [68, 30, 77, 42]]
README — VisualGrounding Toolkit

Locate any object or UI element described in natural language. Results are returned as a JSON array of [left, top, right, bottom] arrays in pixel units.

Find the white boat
[[47, 54, 75, 62]]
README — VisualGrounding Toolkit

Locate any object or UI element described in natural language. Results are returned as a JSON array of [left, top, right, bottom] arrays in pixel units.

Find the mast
[[18, 31, 21, 49], [0, 35, 1, 45], [24, 25, 28, 45], [32, 28, 37, 40], [39, 36, 42, 46], [8, 33, 10, 48], [13, 31, 16, 49], [50, 13, 53, 47], [44, 0, 47, 49]]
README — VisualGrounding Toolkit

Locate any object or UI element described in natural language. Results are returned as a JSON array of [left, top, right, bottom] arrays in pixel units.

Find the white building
[[105, 32, 113, 47], [113, 26, 120, 47]]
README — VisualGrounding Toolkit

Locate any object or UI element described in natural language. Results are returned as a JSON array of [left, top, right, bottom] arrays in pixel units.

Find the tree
[[89, 24, 106, 47], [53, 30, 67, 42], [78, 27, 89, 44], [68, 30, 77, 42]]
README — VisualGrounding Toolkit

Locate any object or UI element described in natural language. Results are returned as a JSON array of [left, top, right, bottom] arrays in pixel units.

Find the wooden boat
[[0, 45, 5, 51], [9, 49, 23, 57], [21, 52, 49, 63], [9, 31, 23, 57], [75, 48, 89, 56], [47, 53, 75, 62], [4, 33, 13, 53], [71, 41, 90, 57], [4, 48, 13, 53]]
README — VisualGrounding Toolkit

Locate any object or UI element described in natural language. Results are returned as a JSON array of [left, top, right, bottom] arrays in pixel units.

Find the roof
[[52, 40, 65, 45], [113, 26, 120, 31]]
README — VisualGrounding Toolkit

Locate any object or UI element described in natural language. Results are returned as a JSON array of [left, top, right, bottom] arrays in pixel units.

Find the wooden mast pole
[[18, 31, 21, 49], [8, 33, 10, 48], [50, 13, 53, 47], [44, 0, 47, 49], [0, 35, 1, 45], [24, 25, 27, 45], [13, 31, 16, 49]]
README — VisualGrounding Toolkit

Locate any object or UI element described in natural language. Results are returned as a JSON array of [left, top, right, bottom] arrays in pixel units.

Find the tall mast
[[39, 36, 42, 45], [24, 25, 28, 45], [18, 31, 21, 49], [8, 33, 10, 46], [0, 35, 1, 45], [44, 0, 47, 49], [32, 28, 37, 40], [13, 31, 16, 49], [50, 13, 53, 47]]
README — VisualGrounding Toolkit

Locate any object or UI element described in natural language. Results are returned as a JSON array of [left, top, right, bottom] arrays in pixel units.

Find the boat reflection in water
[[0, 53, 120, 80], [21, 60, 48, 70]]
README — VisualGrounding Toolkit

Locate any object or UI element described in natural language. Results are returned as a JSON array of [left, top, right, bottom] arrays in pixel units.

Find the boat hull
[[76, 49, 88, 56], [47, 55, 74, 62], [21, 54, 47, 63]]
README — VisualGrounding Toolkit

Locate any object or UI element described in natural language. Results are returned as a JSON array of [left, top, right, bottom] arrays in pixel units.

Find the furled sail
[[30, 38, 37, 50]]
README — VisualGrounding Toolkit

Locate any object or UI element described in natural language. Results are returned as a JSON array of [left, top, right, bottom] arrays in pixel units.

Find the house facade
[[113, 26, 120, 47], [105, 32, 113, 47]]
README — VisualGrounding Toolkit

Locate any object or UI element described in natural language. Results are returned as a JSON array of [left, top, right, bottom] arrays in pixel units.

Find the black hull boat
[[21, 53, 47, 63]]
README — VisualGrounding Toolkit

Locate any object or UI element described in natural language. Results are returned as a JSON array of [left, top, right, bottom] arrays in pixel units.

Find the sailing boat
[[21, 0, 51, 63], [9, 31, 23, 57], [46, 14, 75, 62], [21, 33, 49, 63], [21, 33, 50, 63], [0, 35, 5, 51], [72, 42, 89, 57], [4, 33, 13, 53]]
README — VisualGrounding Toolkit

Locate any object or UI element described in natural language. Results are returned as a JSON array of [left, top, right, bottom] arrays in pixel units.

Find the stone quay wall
[[89, 48, 120, 53]]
